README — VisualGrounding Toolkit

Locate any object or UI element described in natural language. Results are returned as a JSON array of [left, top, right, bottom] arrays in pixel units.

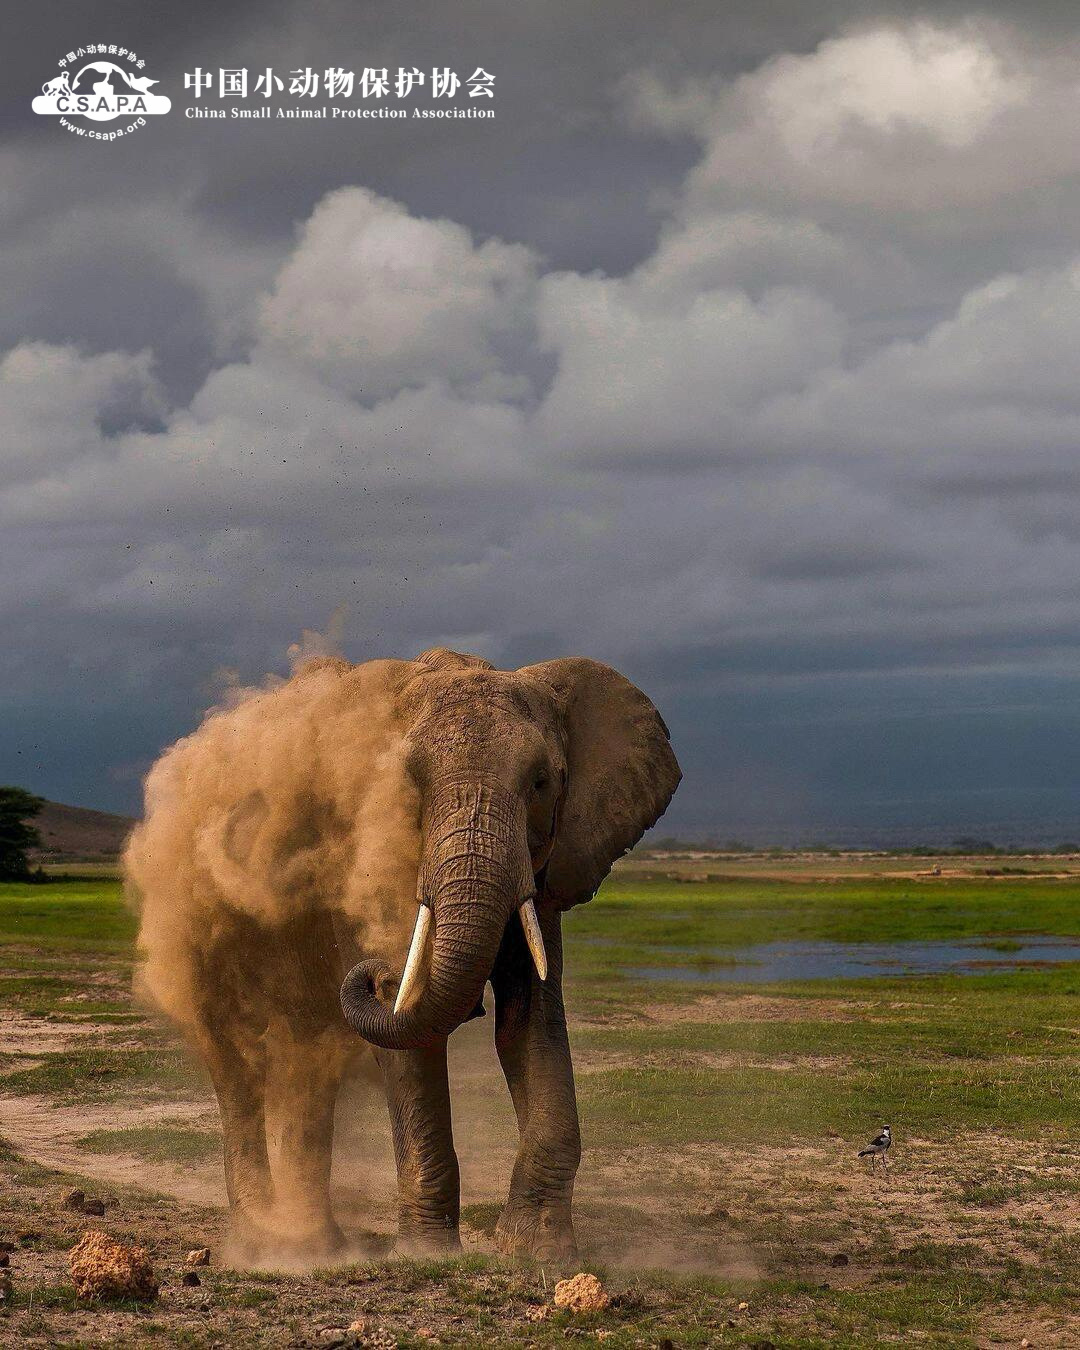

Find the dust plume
[[122, 653, 429, 1264], [125, 655, 421, 1031]]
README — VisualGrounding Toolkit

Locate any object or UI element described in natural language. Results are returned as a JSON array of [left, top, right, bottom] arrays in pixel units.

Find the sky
[[4, 1, 1080, 844]]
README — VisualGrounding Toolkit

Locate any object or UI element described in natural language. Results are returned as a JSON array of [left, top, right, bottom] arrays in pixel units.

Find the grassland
[[0, 861, 1077, 1346]]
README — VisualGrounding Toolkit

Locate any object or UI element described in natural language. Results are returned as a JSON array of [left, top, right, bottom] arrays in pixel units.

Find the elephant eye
[[533, 772, 549, 793]]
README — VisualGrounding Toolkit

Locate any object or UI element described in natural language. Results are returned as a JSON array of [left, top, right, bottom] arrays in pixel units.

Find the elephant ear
[[518, 658, 681, 909]]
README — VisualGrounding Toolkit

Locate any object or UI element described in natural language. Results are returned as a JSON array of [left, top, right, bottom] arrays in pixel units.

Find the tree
[[0, 787, 45, 879]]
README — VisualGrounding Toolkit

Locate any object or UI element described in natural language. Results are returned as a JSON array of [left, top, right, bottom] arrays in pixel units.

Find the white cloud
[[757, 23, 1028, 154], [258, 187, 538, 402], [767, 259, 1080, 466], [0, 343, 164, 480], [536, 270, 847, 464], [629, 19, 1079, 218]]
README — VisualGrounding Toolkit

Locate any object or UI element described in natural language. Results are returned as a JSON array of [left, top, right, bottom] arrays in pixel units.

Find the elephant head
[[340, 648, 681, 1050]]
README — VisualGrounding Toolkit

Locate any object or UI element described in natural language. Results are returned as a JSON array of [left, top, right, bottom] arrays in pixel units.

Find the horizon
[[16, 787, 1080, 856]]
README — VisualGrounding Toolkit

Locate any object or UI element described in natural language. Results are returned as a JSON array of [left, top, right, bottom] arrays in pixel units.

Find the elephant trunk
[[341, 780, 531, 1050]]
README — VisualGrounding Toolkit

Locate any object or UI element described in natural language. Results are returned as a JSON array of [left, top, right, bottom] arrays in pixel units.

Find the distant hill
[[30, 800, 136, 862]]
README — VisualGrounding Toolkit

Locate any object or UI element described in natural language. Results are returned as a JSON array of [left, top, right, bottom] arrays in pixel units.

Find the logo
[[33, 44, 170, 140]]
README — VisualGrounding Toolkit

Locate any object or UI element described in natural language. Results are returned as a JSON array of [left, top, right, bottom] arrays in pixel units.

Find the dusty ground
[[2, 994, 1078, 1347], [1, 869, 1077, 1346]]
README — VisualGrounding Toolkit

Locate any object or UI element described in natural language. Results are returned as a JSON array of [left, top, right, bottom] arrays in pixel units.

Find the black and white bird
[[858, 1125, 892, 1169]]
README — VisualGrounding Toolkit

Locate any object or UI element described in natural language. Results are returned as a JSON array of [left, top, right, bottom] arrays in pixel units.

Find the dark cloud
[[4, 3, 1080, 842]]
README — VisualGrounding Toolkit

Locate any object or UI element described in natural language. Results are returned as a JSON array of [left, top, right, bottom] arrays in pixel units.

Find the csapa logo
[[33, 44, 170, 140]]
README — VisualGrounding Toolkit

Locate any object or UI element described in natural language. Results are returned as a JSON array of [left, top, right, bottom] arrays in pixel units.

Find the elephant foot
[[225, 1210, 348, 1270], [223, 1208, 276, 1269], [495, 1201, 578, 1267], [289, 1218, 350, 1263]]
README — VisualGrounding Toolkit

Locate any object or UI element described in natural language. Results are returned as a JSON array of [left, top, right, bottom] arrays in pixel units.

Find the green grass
[[0, 972, 135, 1020], [461, 1201, 503, 1236], [574, 971, 1078, 1060], [76, 1122, 221, 1166], [2, 1047, 202, 1103], [570, 874, 1080, 953], [0, 879, 135, 949], [5, 871, 1076, 959], [230, 1286, 279, 1308], [579, 1052, 1080, 1147], [40, 862, 122, 880]]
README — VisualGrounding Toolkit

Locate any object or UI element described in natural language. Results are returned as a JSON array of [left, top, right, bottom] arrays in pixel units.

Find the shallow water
[[622, 936, 1080, 983]]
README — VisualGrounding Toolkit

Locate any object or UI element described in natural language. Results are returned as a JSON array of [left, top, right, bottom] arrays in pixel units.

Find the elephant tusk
[[518, 897, 549, 982], [394, 903, 433, 1014]]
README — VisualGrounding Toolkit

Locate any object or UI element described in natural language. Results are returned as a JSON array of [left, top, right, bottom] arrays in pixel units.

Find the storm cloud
[[4, 3, 1080, 842]]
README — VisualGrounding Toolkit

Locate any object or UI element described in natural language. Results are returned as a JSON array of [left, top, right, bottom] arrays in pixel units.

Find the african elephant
[[125, 647, 680, 1265]]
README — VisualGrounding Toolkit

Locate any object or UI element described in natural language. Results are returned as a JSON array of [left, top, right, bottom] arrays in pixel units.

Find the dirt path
[[0, 1010, 145, 1055], [0, 1094, 224, 1203]]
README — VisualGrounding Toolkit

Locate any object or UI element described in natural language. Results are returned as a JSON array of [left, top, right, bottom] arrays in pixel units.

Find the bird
[[858, 1124, 892, 1170]]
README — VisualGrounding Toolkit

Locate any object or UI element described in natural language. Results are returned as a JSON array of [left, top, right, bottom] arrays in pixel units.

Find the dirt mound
[[69, 1229, 158, 1301], [554, 1272, 609, 1312]]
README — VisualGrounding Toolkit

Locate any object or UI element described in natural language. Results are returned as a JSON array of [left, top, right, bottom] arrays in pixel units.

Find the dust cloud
[[125, 654, 422, 1032], [121, 653, 437, 1263]]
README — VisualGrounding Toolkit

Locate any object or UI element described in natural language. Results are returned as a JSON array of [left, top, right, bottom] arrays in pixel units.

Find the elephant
[[125, 647, 680, 1265]]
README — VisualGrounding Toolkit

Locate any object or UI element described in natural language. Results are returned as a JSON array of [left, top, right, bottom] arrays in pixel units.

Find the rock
[[362, 1331, 399, 1350], [346, 1320, 367, 1336], [830, 1252, 849, 1267], [185, 1247, 211, 1266], [316, 1329, 347, 1346], [737, 1300, 750, 1311], [415, 1330, 438, 1342], [69, 1229, 158, 1302], [553, 1272, 610, 1313], [525, 1304, 551, 1322], [182, 1271, 201, 1287], [1021, 1340, 1032, 1347], [82, 1198, 106, 1217], [62, 1189, 86, 1211]]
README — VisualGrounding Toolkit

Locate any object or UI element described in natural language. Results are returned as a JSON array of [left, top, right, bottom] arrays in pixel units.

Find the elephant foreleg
[[490, 905, 581, 1262], [190, 1017, 274, 1264], [263, 1017, 350, 1259], [375, 1039, 461, 1255]]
